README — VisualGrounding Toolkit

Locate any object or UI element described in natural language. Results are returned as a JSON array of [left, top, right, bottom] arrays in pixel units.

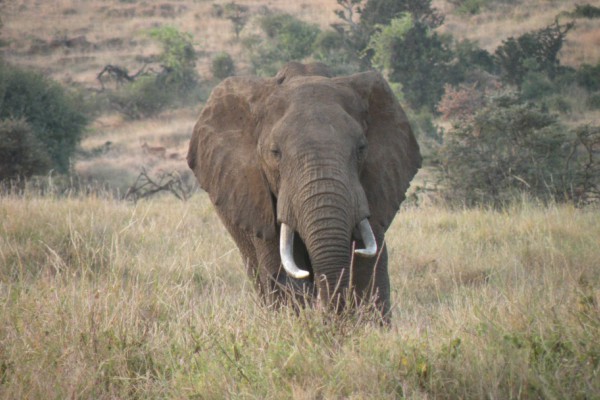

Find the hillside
[[2, 1, 599, 87], [1, 0, 599, 191]]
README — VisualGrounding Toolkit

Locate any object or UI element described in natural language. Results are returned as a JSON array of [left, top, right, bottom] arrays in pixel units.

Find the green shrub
[[576, 62, 600, 92], [0, 118, 51, 181], [453, 39, 496, 76], [243, 13, 320, 76], [0, 61, 88, 174], [587, 93, 600, 110], [520, 71, 556, 100], [451, 0, 489, 15], [312, 30, 361, 75], [211, 52, 235, 80], [494, 20, 574, 86], [568, 3, 600, 19], [360, 0, 443, 30], [368, 14, 456, 111], [438, 94, 574, 206], [148, 26, 199, 94], [106, 26, 201, 119], [212, 2, 250, 39], [109, 76, 175, 119]]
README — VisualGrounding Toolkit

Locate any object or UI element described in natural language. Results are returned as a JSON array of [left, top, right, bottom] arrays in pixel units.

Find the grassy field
[[1, 0, 600, 398], [1, 193, 598, 399]]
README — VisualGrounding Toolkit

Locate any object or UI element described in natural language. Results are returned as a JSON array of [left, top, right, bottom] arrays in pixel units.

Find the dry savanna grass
[[1, 193, 598, 399], [1, 1, 600, 397]]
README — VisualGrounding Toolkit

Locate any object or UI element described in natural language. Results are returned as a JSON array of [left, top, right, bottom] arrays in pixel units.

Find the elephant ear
[[187, 76, 277, 240], [337, 71, 422, 232]]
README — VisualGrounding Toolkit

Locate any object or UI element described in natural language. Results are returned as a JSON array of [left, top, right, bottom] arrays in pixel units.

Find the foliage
[[569, 125, 600, 204], [0, 16, 5, 50], [520, 70, 557, 100], [567, 3, 600, 19], [333, 0, 444, 72], [258, 13, 319, 60], [0, 118, 51, 181], [449, 0, 489, 15], [148, 26, 198, 93], [367, 15, 456, 111], [437, 83, 486, 122], [312, 30, 361, 75], [108, 75, 175, 119], [360, 0, 443, 30], [0, 61, 88, 174], [212, 2, 250, 39], [588, 93, 600, 110], [576, 61, 600, 92], [368, 14, 414, 71], [243, 13, 320, 76], [494, 20, 575, 87], [329, 1, 371, 71], [406, 108, 443, 153], [106, 26, 201, 119], [438, 94, 575, 206], [453, 39, 496, 76], [211, 52, 236, 80]]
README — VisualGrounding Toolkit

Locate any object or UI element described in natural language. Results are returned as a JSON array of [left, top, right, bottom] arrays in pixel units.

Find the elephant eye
[[357, 142, 368, 160], [270, 147, 281, 160]]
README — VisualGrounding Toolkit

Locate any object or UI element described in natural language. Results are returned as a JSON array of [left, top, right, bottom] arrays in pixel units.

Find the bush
[[437, 83, 486, 122], [569, 125, 600, 204], [453, 39, 496, 77], [211, 52, 236, 80], [0, 61, 88, 175], [148, 26, 199, 94], [368, 14, 456, 111], [494, 20, 574, 86], [587, 93, 600, 110], [106, 26, 201, 119], [450, 0, 489, 15], [108, 76, 175, 119], [438, 94, 574, 206], [243, 13, 320, 76], [568, 3, 600, 19], [0, 119, 52, 181], [312, 30, 361, 75], [520, 70, 556, 100], [360, 0, 443, 30], [212, 2, 250, 39], [576, 62, 600, 92]]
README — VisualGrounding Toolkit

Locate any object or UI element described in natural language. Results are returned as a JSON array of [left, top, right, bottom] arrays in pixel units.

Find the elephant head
[[188, 62, 421, 314]]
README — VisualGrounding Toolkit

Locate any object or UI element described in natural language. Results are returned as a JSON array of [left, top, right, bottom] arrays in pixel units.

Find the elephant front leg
[[351, 240, 391, 322], [252, 237, 316, 308]]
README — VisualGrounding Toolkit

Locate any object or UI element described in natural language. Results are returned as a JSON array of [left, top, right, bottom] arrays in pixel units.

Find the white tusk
[[354, 219, 377, 257], [280, 223, 310, 279]]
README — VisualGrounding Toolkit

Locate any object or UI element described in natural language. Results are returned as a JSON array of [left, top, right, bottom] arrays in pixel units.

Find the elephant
[[187, 62, 421, 320]]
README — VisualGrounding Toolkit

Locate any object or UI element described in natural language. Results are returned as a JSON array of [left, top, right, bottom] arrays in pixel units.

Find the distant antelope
[[141, 141, 167, 159]]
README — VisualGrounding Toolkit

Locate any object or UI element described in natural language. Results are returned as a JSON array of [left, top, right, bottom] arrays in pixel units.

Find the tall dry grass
[[1, 192, 598, 398]]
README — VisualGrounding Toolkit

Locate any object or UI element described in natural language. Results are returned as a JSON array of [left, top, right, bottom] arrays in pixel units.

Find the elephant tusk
[[280, 223, 310, 279], [354, 219, 377, 257]]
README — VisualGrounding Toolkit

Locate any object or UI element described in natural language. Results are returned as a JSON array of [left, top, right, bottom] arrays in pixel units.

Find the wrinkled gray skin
[[187, 62, 421, 320]]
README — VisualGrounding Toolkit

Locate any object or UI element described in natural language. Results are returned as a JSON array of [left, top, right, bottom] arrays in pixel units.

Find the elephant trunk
[[294, 176, 355, 311], [302, 211, 352, 310]]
